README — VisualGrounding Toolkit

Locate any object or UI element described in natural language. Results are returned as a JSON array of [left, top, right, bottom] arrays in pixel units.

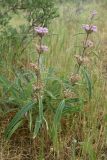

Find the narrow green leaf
[[52, 100, 65, 133], [44, 89, 56, 99], [54, 100, 65, 124], [29, 110, 33, 132], [63, 105, 81, 114], [65, 98, 80, 103], [6, 120, 23, 139], [5, 101, 35, 139], [82, 68, 92, 99], [33, 97, 43, 138], [52, 100, 65, 149]]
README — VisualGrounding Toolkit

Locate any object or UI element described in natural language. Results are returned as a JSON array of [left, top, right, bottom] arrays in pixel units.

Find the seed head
[[84, 40, 94, 48], [33, 83, 44, 93], [64, 89, 76, 99], [70, 74, 80, 84], [30, 63, 40, 74], [75, 55, 89, 65], [75, 55, 83, 65]]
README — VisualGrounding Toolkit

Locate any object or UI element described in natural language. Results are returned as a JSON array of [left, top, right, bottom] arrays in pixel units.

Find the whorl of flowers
[[70, 74, 81, 84], [82, 24, 97, 34], [75, 55, 89, 65], [36, 45, 48, 54], [35, 27, 48, 37], [30, 63, 39, 73], [82, 10, 97, 34], [64, 89, 76, 99], [84, 40, 93, 48]]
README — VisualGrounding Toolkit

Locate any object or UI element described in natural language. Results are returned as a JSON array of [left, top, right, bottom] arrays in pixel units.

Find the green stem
[[36, 37, 43, 99], [75, 32, 89, 74]]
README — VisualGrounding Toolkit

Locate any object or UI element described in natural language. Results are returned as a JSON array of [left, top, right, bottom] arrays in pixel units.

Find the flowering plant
[[4, 10, 98, 154], [68, 11, 97, 102]]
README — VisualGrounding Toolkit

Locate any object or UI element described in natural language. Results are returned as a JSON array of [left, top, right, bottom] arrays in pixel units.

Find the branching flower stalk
[[70, 11, 97, 85]]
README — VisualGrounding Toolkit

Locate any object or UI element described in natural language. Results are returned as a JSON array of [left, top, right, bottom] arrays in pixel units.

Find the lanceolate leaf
[[52, 100, 65, 147], [33, 97, 44, 138], [64, 98, 84, 114], [82, 68, 92, 99], [5, 101, 35, 139], [52, 100, 65, 133], [63, 105, 81, 114], [44, 89, 56, 99], [6, 120, 23, 140], [0, 75, 9, 88], [33, 116, 42, 139], [65, 98, 80, 103]]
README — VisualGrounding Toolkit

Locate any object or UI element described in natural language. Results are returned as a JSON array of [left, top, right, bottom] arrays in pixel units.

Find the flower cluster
[[84, 40, 93, 48], [30, 63, 39, 74], [35, 27, 48, 54], [34, 27, 48, 37], [75, 55, 89, 65], [64, 89, 76, 99], [70, 74, 80, 84], [36, 45, 48, 54], [82, 24, 97, 34]]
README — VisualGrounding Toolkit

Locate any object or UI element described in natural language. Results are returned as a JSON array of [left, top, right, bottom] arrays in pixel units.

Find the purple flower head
[[82, 24, 97, 33], [91, 25, 97, 32], [35, 27, 48, 37], [82, 24, 90, 31]]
